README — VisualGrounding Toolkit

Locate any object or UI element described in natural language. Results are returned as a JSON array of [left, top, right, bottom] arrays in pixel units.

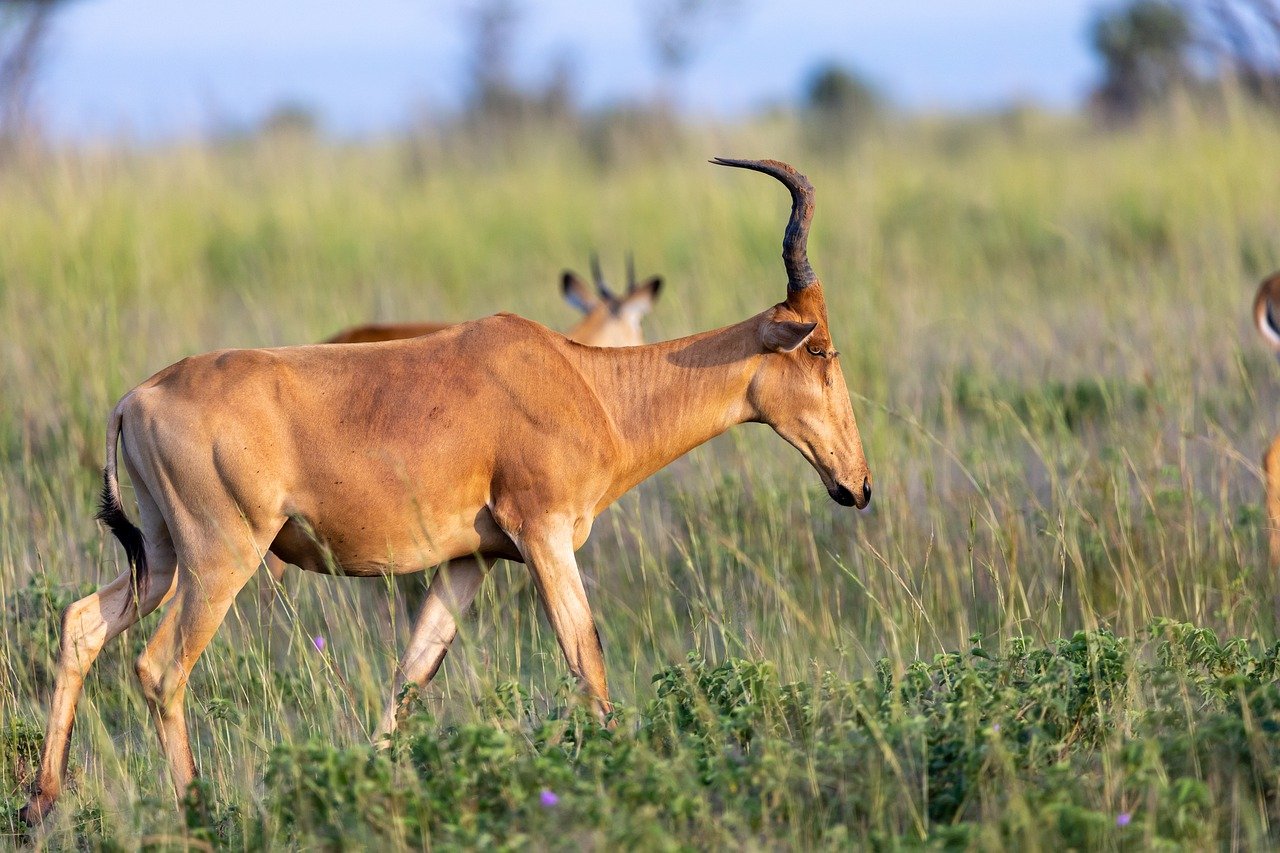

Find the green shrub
[[248, 627, 1280, 849]]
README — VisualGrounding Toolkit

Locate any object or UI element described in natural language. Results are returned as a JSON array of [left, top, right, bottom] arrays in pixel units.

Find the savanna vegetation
[[3, 100, 1280, 848]]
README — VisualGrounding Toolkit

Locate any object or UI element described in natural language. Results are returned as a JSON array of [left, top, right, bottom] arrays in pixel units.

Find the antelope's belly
[[269, 503, 517, 576]]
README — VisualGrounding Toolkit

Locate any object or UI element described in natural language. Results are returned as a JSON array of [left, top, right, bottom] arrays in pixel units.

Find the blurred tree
[[642, 0, 743, 107], [0, 0, 69, 142], [806, 64, 881, 120], [1192, 0, 1280, 106], [1089, 0, 1194, 121], [458, 0, 576, 128], [462, 0, 522, 120], [258, 102, 320, 139], [802, 63, 883, 155]]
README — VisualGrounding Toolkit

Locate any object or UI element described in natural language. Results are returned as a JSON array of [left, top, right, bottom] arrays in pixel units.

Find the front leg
[[512, 521, 612, 720], [1266, 435, 1280, 568]]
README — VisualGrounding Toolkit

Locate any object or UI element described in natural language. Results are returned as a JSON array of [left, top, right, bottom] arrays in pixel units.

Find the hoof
[[17, 793, 56, 828]]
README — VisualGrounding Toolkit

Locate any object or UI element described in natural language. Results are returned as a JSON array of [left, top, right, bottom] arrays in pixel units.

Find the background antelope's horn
[[711, 157, 817, 291], [626, 251, 637, 292], [590, 252, 616, 301]]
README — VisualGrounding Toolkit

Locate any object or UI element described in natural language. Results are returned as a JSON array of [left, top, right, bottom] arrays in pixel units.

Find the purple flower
[[312, 635, 326, 652], [539, 789, 559, 808], [1116, 812, 1131, 827], [991, 723, 1001, 733]]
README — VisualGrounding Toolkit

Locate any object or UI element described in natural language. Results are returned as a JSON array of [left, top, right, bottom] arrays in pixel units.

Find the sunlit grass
[[3, 106, 1280, 846]]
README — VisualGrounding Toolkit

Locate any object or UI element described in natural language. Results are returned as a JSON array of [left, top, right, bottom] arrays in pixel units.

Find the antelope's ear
[[760, 320, 818, 353], [1257, 275, 1280, 350], [562, 271, 599, 314], [619, 275, 662, 319]]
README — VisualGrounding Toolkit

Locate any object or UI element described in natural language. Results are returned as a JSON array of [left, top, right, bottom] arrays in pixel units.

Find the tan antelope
[[1254, 272, 1280, 565], [21, 158, 871, 823], [263, 257, 665, 599]]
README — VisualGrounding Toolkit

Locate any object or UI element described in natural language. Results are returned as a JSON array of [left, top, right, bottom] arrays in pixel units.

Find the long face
[[749, 286, 872, 509], [571, 302, 647, 348]]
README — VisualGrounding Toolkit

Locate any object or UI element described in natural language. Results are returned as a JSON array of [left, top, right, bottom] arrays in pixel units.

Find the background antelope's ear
[[760, 320, 818, 353], [562, 271, 599, 314], [619, 275, 663, 319], [1257, 274, 1280, 352]]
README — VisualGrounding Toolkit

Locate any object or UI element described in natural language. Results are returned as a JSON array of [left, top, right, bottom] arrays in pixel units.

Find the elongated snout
[[829, 476, 872, 509]]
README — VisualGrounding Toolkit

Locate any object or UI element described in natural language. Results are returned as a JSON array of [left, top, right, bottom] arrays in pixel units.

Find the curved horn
[[711, 157, 817, 291], [626, 251, 637, 292]]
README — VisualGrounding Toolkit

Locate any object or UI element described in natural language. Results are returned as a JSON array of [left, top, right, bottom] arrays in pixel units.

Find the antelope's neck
[[569, 318, 762, 504]]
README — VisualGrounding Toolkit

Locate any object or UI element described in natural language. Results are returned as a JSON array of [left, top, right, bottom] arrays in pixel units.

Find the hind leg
[[134, 524, 267, 800], [21, 495, 178, 823], [376, 558, 488, 737]]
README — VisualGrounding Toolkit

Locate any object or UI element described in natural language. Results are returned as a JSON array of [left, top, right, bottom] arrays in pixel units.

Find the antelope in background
[[1253, 272, 1280, 565], [264, 256, 665, 603], [325, 254, 663, 346], [22, 158, 872, 822]]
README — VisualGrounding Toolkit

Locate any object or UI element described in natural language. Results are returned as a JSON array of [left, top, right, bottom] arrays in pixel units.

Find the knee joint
[[59, 595, 96, 636], [57, 601, 101, 668]]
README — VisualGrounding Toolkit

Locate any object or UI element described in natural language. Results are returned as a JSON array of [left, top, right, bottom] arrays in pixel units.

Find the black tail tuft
[[96, 469, 147, 586]]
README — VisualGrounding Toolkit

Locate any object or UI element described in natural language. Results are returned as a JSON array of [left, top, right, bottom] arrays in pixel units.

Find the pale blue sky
[[34, 1, 1103, 138]]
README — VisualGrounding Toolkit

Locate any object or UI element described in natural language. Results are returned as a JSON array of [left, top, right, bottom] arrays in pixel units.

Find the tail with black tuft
[[97, 405, 148, 593]]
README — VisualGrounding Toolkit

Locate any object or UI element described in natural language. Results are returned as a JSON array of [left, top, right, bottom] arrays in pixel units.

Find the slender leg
[[516, 525, 612, 720], [133, 533, 262, 802], [376, 558, 488, 737], [1265, 435, 1280, 569], [1264, 436, 1280, 629], [21, 505, 179, 824]]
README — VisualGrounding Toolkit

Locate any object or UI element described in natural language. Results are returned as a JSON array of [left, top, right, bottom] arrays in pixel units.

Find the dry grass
[[2, 103, 1280, 846]]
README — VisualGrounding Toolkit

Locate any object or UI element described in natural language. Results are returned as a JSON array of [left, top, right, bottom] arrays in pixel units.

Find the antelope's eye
[[806, 345, 826, 358]]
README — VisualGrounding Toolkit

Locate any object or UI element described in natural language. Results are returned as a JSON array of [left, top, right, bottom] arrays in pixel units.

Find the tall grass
[[3, 106, 1280, 846]]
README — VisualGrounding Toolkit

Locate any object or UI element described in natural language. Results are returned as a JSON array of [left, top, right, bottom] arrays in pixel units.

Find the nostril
[[862, 478, 872, 505]]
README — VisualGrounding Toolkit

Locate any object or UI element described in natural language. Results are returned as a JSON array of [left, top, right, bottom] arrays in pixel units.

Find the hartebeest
[[324, 255, 663, 346], [263, 257, 665, 599], [21, 158, 871, 822], [1254, 272, 1280, 565]]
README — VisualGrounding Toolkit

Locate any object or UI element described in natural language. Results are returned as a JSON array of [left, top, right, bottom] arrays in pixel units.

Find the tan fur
[[263, 261, 664, 599], [1255, 273, 1280, 568], [326, 321, 453, 343], [1265, 437, 1280, 569], [22, 160, 870, 820]]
